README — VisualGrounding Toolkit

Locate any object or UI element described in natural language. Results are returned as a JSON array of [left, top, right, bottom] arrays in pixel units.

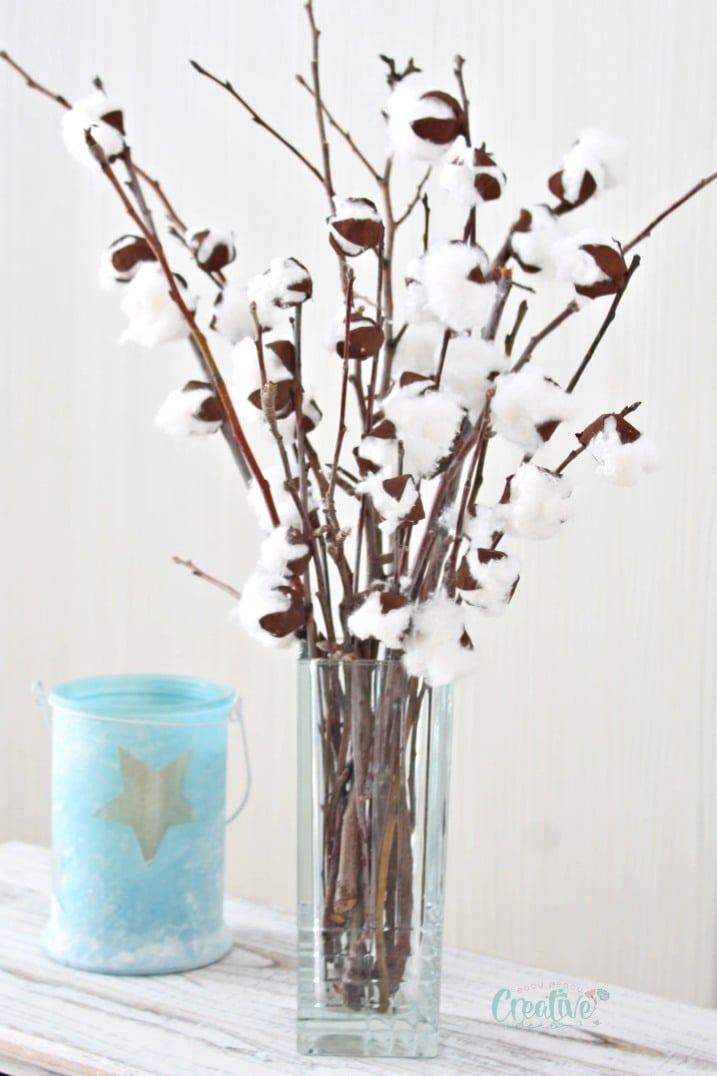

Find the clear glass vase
[[297, 658, 453, 1057]]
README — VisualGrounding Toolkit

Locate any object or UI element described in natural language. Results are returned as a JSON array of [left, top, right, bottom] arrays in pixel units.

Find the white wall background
[[1, 0, 716, 1008]]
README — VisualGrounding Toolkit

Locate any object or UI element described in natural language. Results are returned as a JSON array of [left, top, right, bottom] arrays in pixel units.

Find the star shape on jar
[[94, 748, 193, 863]]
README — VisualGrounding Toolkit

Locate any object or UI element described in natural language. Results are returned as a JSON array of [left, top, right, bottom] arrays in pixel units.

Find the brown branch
[[304, 0, 336, 207], [453, 55, 471, 142], [623, 172, 717, 253], [566, 256, 640, 394], [504, 299, 529, 358], [395, 169, 431, 228], [88, 132, 280, 527], [295, 74, 381, 182], [482, 272, 513, 342], [0, 51, 71, 108], [172, 557, 241, 601], [512, 300, 579, 373], [189, 59, 324, 186]]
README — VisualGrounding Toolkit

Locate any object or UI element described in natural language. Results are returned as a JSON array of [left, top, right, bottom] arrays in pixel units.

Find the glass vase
[[297, 658, 453, 1057]]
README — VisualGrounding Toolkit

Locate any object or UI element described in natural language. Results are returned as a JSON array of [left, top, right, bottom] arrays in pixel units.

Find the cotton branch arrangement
[[2, 9, 714, 688]]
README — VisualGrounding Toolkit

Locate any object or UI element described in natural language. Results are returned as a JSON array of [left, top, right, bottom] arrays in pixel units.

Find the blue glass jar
[[42, 674, 240, 975]]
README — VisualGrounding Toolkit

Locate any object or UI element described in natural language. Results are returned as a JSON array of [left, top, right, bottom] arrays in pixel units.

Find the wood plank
[[0, 845, 714, 1075]]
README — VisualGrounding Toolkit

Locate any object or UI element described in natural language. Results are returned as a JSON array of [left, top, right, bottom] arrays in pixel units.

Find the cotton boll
[[393, 323, 443, 378], [356, 473, 424, 536], [328, 197, 384, 256], [587, 415, 658, 485], [99, 235, 156, 290], [188, 227, 236, 272], [119, 263, 196, 348], [258, 525, 311, 576], [456, 548, 520, 615], [383, 379, 464, 477], [491, 364, 574, 453], [231, 570, 304, 647], [155, 381, 223, 437], [550, 128, 625, 206], [348, 590, 412, 650], [401, 257, 435, 324], [511, 205, 564, 275], [463, 504, 500, 549], [440, 141, 506, 208], [247, 257, 312, 329], [385, 74, 466, 162], [356, 421, 399, 476], [402, 593, 478, 685], [497, 462, 572, 540], [210, 281, 255, 344], [441, 336, 508, 419], [421, 242, 496, 332], [61, 91, 125, 170]]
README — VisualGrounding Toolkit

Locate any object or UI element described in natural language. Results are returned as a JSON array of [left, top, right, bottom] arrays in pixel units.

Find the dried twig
[[172, 557, 241, 601]]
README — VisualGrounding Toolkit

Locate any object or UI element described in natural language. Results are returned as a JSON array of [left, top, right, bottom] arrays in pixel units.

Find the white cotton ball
[[401, 257, 435, 325], [420, 242, 496, 332], [357, 431, 399, 475], [393, 322, 444, 377], [258, 525, 309, 577], [61, 91, 125, 170], [401, 593, 478, 686], [383, 380, 464, 478], [119, 263, 196, 348], [385, 74, 464, 163], [551, 229, 615, 289], [230, 571, 296, 649], [559, 128, 625, 204], [188, 227, 236, 272], [457, 549, 521, 615], [588, 416, 658, 485], [511, 205, 565, 276], [99, 235, 155, 290], [348, 591, 412, 650], [155, 384, 222, 438], [247, 257, 312, 329], [327, 196, 384, 256], [441, 336, 508, 419], [210, 281, 255, 344], [463, 504, 500, 549], [491, 364, 574, 453], [497, 462, 572, 540], [356, 473, 421, 536], [439, 140, 506, 208]]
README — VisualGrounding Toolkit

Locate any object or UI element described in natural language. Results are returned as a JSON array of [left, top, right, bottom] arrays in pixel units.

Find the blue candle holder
[[40, 673, 245, 975]]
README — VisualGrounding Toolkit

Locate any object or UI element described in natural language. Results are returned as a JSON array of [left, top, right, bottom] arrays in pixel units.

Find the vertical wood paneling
[[0, 0, 715, 1006]]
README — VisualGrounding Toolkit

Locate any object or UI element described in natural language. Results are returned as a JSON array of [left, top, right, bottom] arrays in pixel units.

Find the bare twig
[[190, 58, 324, 186], [566, 256, 640, 393], [88, 131, 280, 527], [304, 0, 336, 207], [296, 73, 381, 182], [512, 300, 579, 373], [0, 50, 70, 107], [172, 557, 241, 601], [623, 172, 717, 253], [395, 170, 431, 228]]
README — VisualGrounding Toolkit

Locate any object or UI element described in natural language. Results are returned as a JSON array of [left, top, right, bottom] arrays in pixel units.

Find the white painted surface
[[0, 843, 716, 1076], [0, 0, 716, 1008]]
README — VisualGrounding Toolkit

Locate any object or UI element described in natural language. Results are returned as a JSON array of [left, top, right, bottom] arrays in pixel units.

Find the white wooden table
[[0, 844, 715, 1076]]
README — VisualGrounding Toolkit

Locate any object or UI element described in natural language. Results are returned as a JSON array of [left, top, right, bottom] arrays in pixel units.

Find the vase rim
[[299, 657, 404, 667]]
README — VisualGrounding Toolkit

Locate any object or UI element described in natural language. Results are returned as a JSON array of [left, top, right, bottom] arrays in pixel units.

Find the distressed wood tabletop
[[0, 843, 714, 1076]]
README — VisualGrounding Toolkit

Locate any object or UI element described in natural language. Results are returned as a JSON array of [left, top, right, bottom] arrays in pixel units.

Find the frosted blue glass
[[43, 674, 236, 975]]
